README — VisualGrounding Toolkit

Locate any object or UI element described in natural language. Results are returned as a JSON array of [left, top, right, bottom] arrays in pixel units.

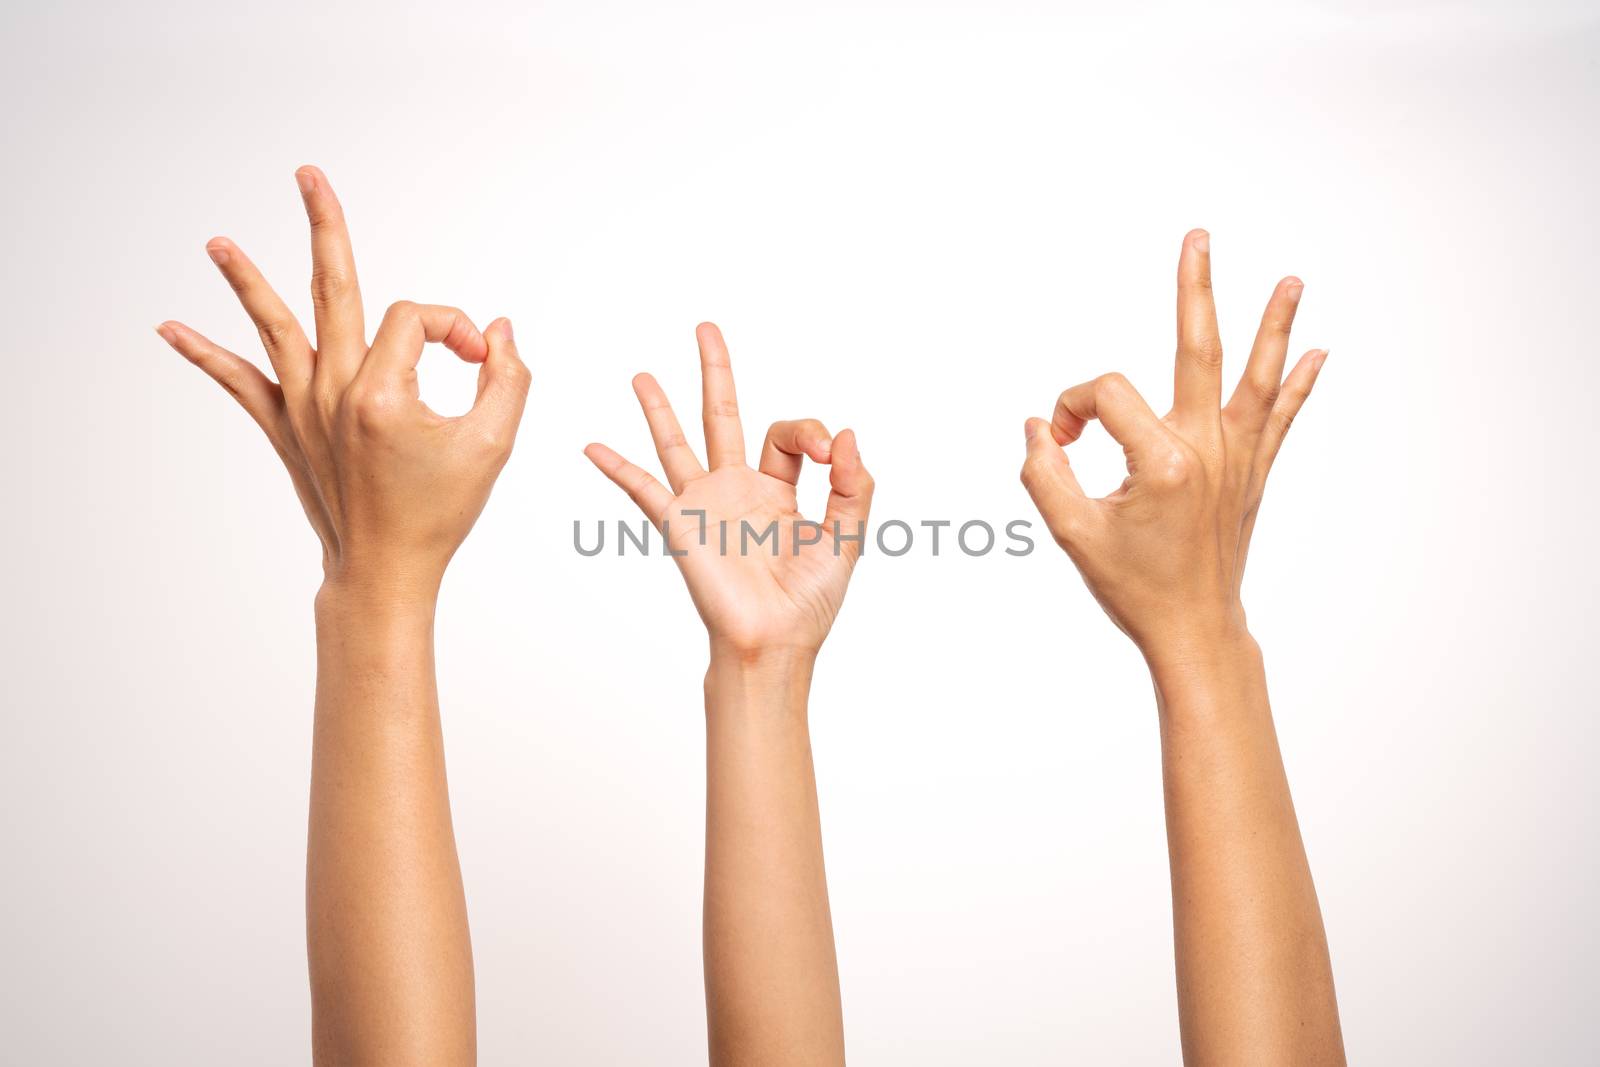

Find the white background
[[3, 1, 1597, 1062]]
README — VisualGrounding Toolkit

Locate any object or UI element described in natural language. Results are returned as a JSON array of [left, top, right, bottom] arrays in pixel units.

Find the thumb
[[822, 428, 874, 562], [469, 317, 531, 438], [1021, 417, 1093, 545]]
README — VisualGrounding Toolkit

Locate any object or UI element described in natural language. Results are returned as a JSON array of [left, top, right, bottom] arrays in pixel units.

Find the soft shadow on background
[[2, 1, 1596, 1063]]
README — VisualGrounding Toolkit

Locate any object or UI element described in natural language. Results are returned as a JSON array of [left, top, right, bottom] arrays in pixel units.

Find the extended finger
[[1051, 372, 1165, 455], [204, 237, 313, 396], [363, 301, 487, 386], [632, 372, 704, 493], [758, 419, 833, 485], [1258, 349, 1328, 471], [697, 322, 745, 468], [583, 442, 672, 525], [1173, 228, 1223, 422], [296, 165, 365, 384], [156, 320, 287, 438], [1228, 276, 1303, 420]]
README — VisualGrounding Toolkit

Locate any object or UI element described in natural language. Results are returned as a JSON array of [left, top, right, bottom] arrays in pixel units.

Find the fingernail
[[155, 323, 177, 345], [295, 168, 316, 195], [1314, 348, 1329, 369], [498, 317, 514, 342], [206, 243, 230, 266], [1286, 279, 1304, 302], [818, 436, 833, 455], [1192, 230, 1210, 253]]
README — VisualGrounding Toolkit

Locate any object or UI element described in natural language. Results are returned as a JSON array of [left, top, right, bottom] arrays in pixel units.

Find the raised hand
[[585, 322, 874, 657], [1020, 229, 1326, 659], [158, 167, 531, 1065], [587, 323, 871, 1065], [1020, 231, 1344, 1065], [157, 165, 530, 601]]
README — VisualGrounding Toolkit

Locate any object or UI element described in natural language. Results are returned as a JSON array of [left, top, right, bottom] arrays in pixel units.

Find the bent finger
[[1051, 373, 1164, 455], [364, 301, 487, 384], [758, 419, 833, 485]]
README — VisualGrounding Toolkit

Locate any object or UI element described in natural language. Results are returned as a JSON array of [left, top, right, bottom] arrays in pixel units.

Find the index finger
[[1052, 373, 1165, 455], [296, 165, 366, 383], [697, 322, 745, 468], [362, 301, 487, 386]]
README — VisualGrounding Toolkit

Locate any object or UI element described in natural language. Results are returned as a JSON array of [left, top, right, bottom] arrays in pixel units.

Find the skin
[[586, 324, 873, 1066], [1020, 230, 1345, 1065], [158, 166, 530, 1066]]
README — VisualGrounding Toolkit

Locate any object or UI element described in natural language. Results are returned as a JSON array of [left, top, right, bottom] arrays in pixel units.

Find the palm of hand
[[587, 323, 874, 657], [666, 465, 855, 652]]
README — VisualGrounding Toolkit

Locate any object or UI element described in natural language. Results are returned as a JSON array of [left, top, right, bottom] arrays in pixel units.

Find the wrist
[[1135, 606, 1255, 675], [1142, 625, 1265, 721], [705, 644, 815, 720], [707, 639, 818, 676], [315, 574, 439, 625]]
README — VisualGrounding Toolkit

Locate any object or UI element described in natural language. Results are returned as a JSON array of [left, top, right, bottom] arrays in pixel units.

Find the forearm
[[307, 583, 474, 1066], [702, 648, 844, 1067], [1148, 631, 1342, 1065]]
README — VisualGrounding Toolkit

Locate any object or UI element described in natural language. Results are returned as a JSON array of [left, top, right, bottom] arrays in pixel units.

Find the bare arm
[[1020, 231, 1343, 1064], [306, 589, 474, 1063], [160, 166, 530, 1064], [1149, 636, 1339, 1064], [586, 324, 873, 1065], [703, 652, 842, 1064]]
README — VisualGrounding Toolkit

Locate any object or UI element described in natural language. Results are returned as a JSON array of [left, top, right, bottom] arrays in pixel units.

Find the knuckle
[[1148, 448, 1193, 490], [478, 422, 516, 457], [344, 384, 398, 429], [1096, 371, 1132, 398], [385, 299, 418, 319], [307, 202, 344, 230], [1245, 374, 1280, 408], [708, 401, 739, 418], [1186, 338, 1224, 368], [257, 317, 296, 353], [1049, 511, 1085, 549], [310, 266, 353, 307]]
